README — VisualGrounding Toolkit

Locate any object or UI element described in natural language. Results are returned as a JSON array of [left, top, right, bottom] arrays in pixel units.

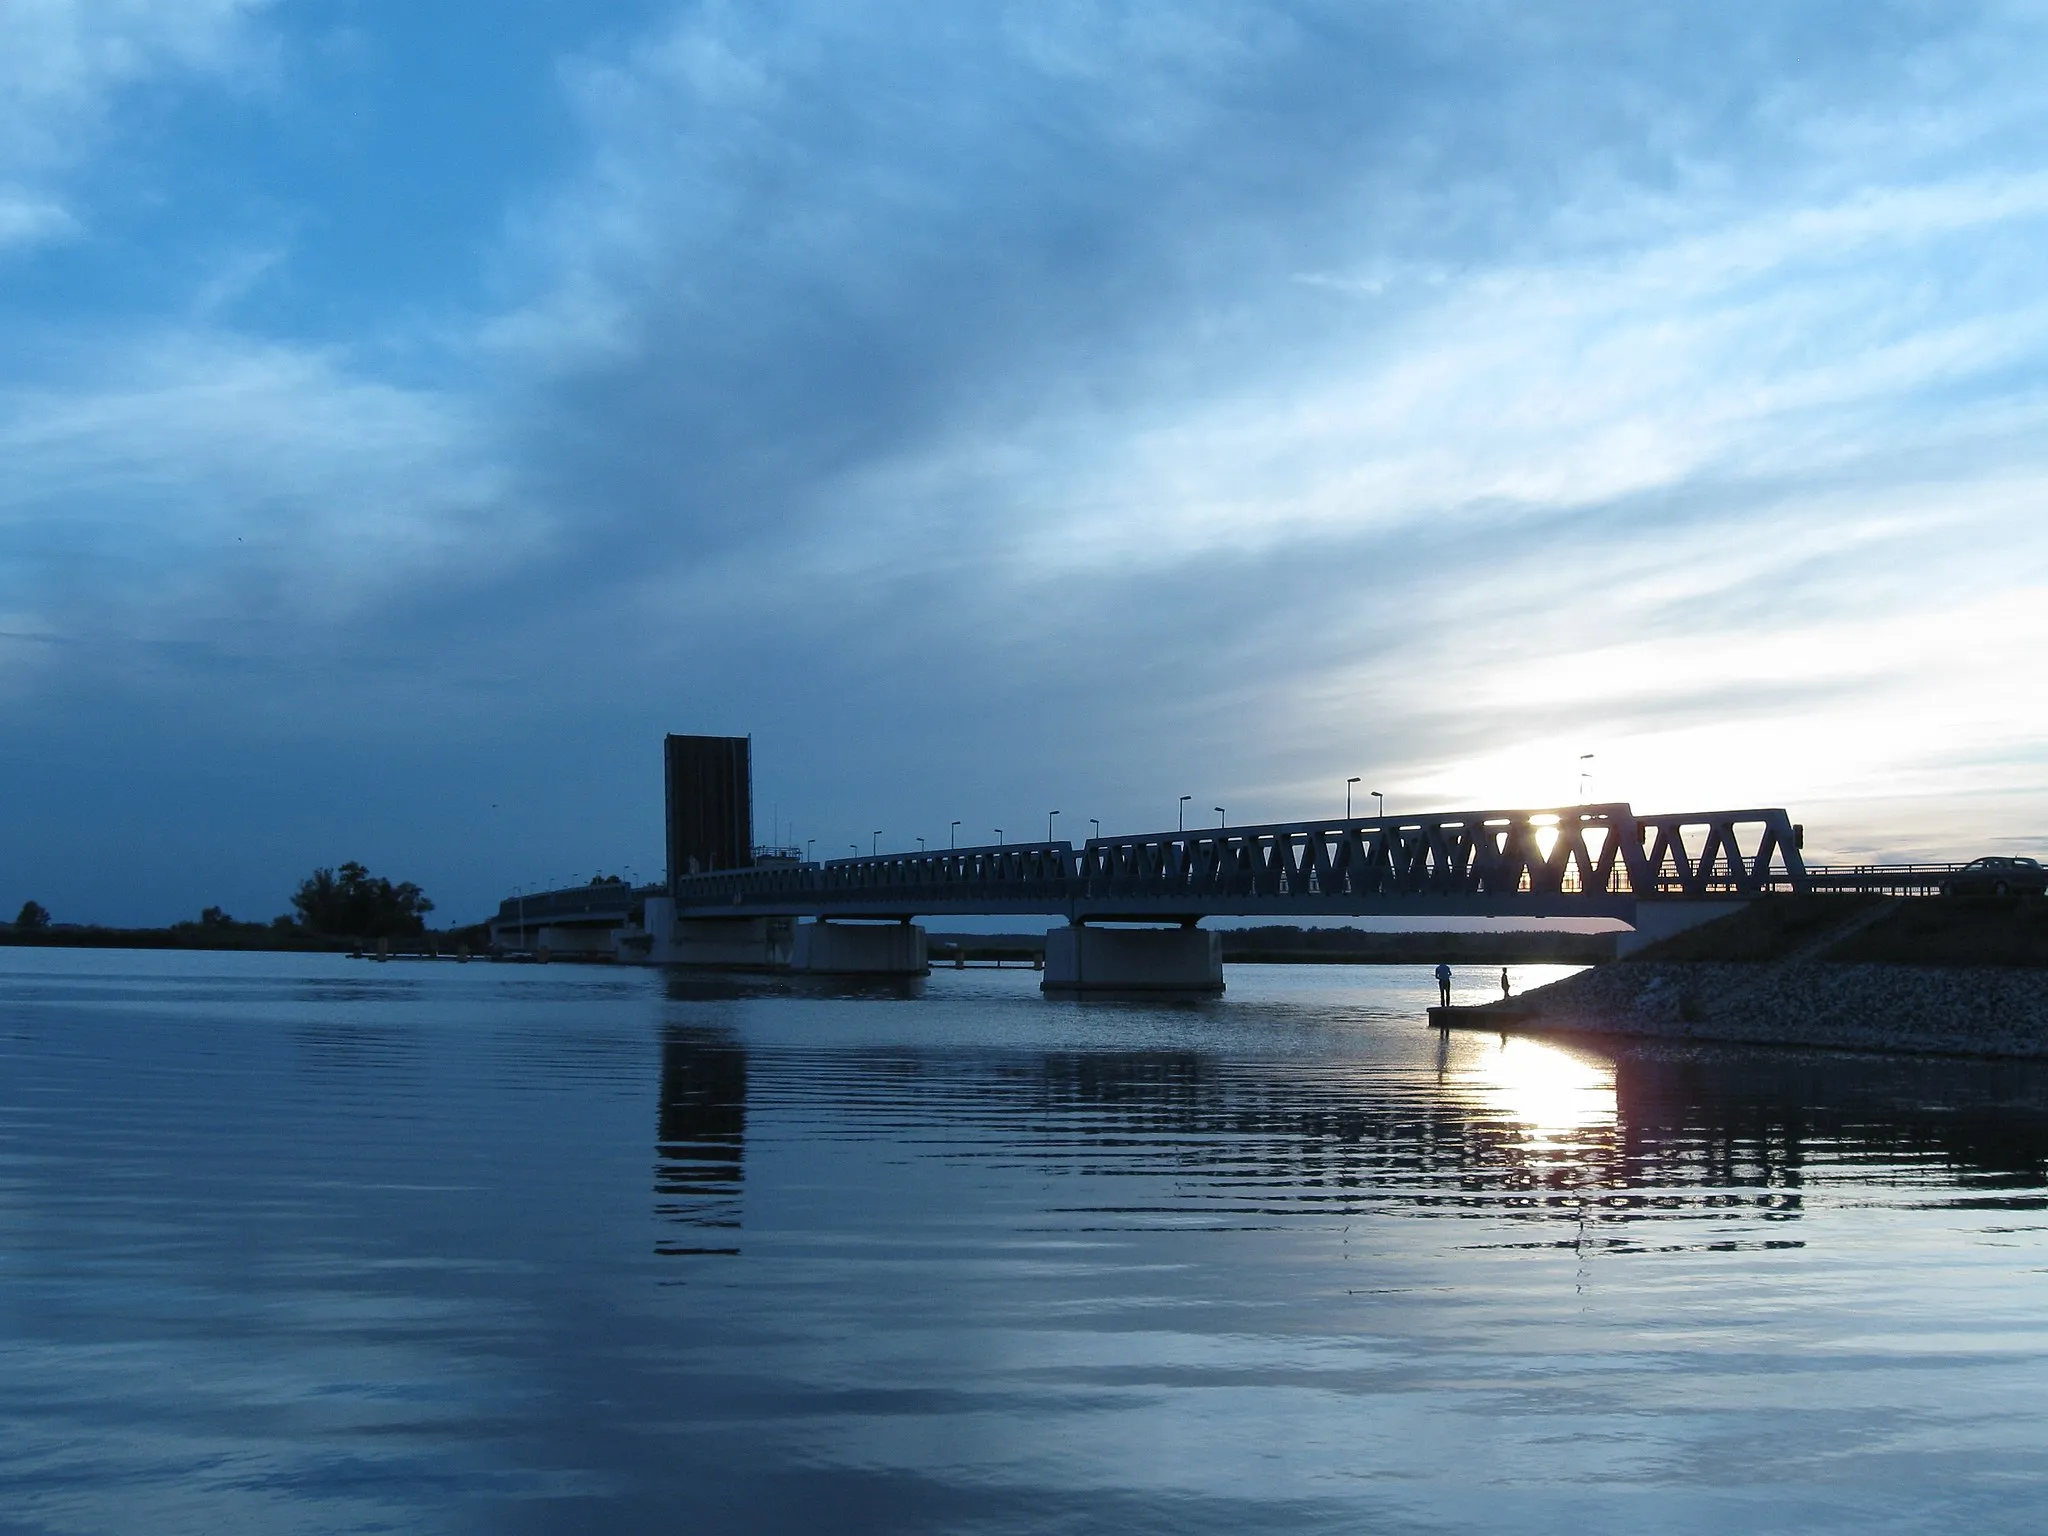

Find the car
[[1940, 855, 2048, 897]]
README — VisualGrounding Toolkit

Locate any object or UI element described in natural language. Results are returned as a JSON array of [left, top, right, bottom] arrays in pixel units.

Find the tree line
[[10, 862, 439, 942]]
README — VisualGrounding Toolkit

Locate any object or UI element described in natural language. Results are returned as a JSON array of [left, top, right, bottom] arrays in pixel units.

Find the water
[[2, 949, 2045, 1534]]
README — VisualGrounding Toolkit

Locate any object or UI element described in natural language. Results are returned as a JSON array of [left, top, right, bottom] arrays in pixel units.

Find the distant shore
[[0, 925, 490, 955]]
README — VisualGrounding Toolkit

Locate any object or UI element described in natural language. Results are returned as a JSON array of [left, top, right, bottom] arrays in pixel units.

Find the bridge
[[491, 798, 1845, 991], [664, 803, 1806, 918]]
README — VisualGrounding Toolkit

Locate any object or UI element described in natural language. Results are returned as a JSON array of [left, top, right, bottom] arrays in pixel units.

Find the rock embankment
[[1487, 894, 2048, 1058], [1507, 959, 2048, 1058]]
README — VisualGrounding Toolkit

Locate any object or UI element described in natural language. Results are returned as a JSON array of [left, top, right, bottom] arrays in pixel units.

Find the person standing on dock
[[1435, 962, 1452, 1007], [1500, 967, 1511, 1001]]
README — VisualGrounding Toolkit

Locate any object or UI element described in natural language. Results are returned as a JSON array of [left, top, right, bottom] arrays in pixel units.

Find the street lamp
[[1372, 790, 1384, 820], [1089, 818, 1100, 840], [1048, 809, 1060, 843], [917, 837, 926, 853], [873, 830, 881, 856], [805, 838, 815, 862], [1179, 794, 1191, 831], [1579, 754, 1595, 803], [849, 844, 858, 858], [950, 820, 960, 849], [1346, 776, 1361, 819], [995, 828, 1004, 846], [1215, 806, 1226, 828]]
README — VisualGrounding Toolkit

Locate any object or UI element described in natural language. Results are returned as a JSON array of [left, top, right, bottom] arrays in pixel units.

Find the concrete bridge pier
[[535, 925, 619, 960], [791, 919, 929, 977], [1615, 900, 1748, 958], [636, 897, 794, 969], [1041, 922, 1224, 997]]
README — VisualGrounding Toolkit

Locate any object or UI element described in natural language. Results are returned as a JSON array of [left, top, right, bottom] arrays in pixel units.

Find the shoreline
[[1468, 961, 2048, 1061], [1449, 894, 2048, 1060]]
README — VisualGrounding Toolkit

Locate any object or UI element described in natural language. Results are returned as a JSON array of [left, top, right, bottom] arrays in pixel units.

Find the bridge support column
[[1616, 901, 1749, 957], [535, 924, 619, 960], [1041, 923, 1224, 997], [791, 919, 929, 977], [635, 898, 795, 969]]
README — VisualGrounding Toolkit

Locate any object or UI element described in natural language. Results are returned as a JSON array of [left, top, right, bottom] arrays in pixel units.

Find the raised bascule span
[[489, 735, 1835, 993]]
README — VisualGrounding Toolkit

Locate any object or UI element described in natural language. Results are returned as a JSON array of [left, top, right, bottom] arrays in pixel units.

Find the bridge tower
[[643, 733, 928, 974]]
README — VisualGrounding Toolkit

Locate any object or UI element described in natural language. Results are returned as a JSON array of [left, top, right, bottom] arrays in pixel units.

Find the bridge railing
[[668, 842, 1079, 911], [1803, 862, 1962, 895], [494, 882, 659, 925], [818, 842, 1077, 902]]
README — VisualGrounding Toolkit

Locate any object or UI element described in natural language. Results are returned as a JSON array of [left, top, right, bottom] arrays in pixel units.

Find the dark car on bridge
[[1940, 856, 2047, 897]]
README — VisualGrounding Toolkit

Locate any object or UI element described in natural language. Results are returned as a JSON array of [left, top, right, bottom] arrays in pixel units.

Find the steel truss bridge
[[653, 803, 1812, 924]]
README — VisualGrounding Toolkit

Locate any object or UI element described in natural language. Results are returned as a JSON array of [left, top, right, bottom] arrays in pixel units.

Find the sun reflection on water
[[1442, 1032, 1617, 1141]]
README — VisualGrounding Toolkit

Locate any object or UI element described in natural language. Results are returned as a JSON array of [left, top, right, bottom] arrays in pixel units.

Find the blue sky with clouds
[[4, 0, 2046, 925]]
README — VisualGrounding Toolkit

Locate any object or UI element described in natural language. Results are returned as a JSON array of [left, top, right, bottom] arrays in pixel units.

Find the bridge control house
[[490, 733, 1814, 993]]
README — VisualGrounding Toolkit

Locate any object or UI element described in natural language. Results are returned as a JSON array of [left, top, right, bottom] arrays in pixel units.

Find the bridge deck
[[656, 803, 1807, 922]]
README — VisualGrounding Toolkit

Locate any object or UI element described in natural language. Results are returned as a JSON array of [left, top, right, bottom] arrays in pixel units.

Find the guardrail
[[494, 883, 659, 925], [1803, 863, 1963, 895]]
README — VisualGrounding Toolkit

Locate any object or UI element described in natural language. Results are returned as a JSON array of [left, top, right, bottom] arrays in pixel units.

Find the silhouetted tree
[[290, 863, 434, 939], [13, 900, 49, 931]]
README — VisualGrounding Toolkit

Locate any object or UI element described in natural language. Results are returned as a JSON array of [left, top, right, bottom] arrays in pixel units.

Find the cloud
[[0, 330, 523, 652], [0, 0, 273, 248], [484, 3, 2048, 573], [0, 193, 76, 248]]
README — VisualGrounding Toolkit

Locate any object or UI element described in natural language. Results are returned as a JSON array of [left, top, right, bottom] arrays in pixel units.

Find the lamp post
[[873, 831, 881, 856], [805, 839, 815, 862], [1089, 818, 1100, 840], [1179, 795, 1191, 832], [1372, 790, 1384, 820], [849, 844, 858, 858], [995, 828, 1004, 847], [1215, 806, 1226, 829], [917, 837, 926, 853], [950, 820, 960, 849], [1048, 809, 1060, 843], [1346, 776, 1360, 819], [1579, 753, 1594, 803]]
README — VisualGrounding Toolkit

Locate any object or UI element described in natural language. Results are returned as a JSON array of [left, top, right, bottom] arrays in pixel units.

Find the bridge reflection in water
[[647, 986, 2048, 1261], [653, 1026, 747, 1256]]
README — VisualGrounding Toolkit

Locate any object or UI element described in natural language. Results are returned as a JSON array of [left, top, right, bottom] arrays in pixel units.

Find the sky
[[3, 0, 2046, 927]]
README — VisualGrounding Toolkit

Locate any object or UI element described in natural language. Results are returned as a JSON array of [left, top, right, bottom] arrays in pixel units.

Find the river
[[2, 949, 2043, 1532]]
